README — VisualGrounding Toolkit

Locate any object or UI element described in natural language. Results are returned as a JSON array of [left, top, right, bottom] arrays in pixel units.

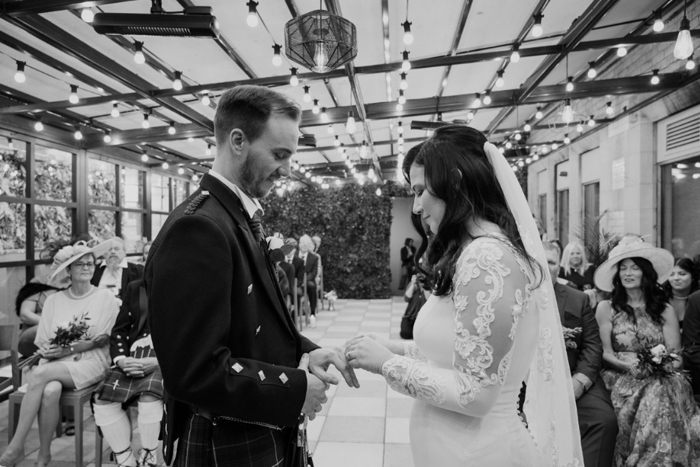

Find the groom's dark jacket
[[145, 174, 318, 463]]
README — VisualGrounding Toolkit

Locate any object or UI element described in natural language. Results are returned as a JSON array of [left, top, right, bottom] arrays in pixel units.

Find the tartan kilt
[[94, 367, 164, 404], [174, 413, 296, 467]]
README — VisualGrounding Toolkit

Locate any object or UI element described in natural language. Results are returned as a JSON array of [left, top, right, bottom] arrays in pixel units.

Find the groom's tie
[[247, 210, 265, 243]]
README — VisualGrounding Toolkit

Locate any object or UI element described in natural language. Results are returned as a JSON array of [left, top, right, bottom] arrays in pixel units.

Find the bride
[[344, 125, 583, 466]]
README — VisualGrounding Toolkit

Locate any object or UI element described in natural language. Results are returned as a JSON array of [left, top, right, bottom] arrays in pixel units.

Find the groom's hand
[[308, 348, 360, 388], [299, 353, 328, 421]]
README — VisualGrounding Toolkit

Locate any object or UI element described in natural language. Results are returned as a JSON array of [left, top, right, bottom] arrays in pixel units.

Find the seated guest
[[544, 242, 617, 467], [594, 239, 700, 466], [297, 235, 319, 327], [138, 241, 152, 266], [0, 241, 119, 467], [560, 241, 595, 291], [91, 237, 144, 298], [664, 257, 700, 328], [93, 279, 163, 467], [281, 238, 298, 303], [266, 237, 291, 299]]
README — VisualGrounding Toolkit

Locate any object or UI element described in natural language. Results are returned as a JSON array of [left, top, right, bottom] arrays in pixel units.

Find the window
[[151, 173, 170, 212], [557, 189, 569, 246], [121, 167, 144, 209], [0, 136, 27, 198], [35, 146, 72, 202], [662, 157, 700, 258], [583, 182, 600, 246], [174, 178, 189, 207], [538, 194, 547, 229], [88, 158, 117, 206]]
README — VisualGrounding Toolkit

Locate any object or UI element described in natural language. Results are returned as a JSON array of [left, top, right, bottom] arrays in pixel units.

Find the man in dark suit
[[545, 242, 617, 467], [297, 235, 319, 328], [146, 85, 358, 466], [681, 290, 700, 399], [91, 237, 143, 298]]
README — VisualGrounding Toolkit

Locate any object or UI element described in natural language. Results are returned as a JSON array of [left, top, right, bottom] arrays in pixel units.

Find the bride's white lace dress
[[382, 236, 544, 466]]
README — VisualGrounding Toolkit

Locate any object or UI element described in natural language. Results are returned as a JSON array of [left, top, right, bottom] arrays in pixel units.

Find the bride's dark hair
[[402, 124, 542, 296]]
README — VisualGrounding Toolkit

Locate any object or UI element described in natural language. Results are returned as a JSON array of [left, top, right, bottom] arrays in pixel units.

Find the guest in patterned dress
[[0, 240, 119, 467], [93, 279, 162, 467], [594, 240, 700, 466]]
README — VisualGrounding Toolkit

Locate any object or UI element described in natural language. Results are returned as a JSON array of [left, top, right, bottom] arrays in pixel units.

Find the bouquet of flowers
[[634, 344, 682, 379], [562, 327, 582, 350], [20, 313, 92, 369]]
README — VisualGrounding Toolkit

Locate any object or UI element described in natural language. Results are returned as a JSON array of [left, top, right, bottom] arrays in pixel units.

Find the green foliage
[[261, 183, 394, 299], [0, 148, 27, 251], [573, 211, 621, 270]]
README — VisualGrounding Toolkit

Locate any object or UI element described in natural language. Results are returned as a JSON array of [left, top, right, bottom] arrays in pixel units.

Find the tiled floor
[[0, 297, 414, 466]]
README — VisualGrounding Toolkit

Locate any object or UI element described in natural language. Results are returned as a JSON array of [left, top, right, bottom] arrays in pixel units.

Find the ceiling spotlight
[[14, 61, 26, 83], [312, 99, 320, 114], [111, 103, 120, 118], [201, 93, 211, 106], [587, 62, 597, 79], [246, 0, 259, 27], [616, 46, 627, 57], [606, 101, 614, 115], [496, 70, 505, 88], [142, 113, 150, 129], [483, 90, 492, 105], [531, 13, 544, 38], [81, 8, 94, 23], [272, 44, 282, 66], [401, 50, 411, 72], [141, 154, 149, 162], [535, 105, 543, 119], [400, 72, 408, 90], [69, 85, 79, 104], [103, 131, 111, 143], [510, 44, 520, 63], [289, 67, 299, 86], [651, 69, 660, 85], [402, 20, 414, 45], [565, 76, 574, 92], [34, 120, 44, 132], [303, 85, 311, 102], [172, 71, 183, 91], [133, 41, 145, 64], [205, 144, 212, 156], [168, 122, 176, 134]]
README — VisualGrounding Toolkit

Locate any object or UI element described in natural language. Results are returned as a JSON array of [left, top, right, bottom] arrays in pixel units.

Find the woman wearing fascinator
[[343, 125, 583, 466], [0, 240, 120, 467]]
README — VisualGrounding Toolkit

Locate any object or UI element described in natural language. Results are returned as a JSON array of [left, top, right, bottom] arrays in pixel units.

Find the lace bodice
[[383, 237, 536, 418]]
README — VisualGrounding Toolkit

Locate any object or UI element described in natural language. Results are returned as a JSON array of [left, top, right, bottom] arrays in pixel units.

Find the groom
[[146, 85, 358, 466]]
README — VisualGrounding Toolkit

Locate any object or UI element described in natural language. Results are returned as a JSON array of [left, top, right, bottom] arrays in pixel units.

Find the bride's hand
[[344, 336, 395, 374]]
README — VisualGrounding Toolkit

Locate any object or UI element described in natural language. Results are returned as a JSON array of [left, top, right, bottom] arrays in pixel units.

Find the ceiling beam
[[2, 14, 214, 131], [435, 0, 474, 98], [486, 0, 621, 135], [0, 0, 132, 16]]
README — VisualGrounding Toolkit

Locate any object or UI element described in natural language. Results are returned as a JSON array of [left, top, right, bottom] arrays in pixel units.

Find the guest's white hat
[[593, 239, 674, 292], [49, 239, 114, 281]]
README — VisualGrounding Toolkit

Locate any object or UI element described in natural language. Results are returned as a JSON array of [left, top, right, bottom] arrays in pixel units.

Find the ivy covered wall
[[261, 183, 401, 299]]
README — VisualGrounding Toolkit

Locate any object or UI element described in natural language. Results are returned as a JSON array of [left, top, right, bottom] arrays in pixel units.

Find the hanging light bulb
[[473, 93, 482, 107], [312, 99, 320, 114], [313, 42, 329, 73], [402, 20, 414, 45], [495, 70, 505, 88], [172, 71, 183, 91], [398, 136, 404, 145], [303, 85, 311, 103], [510, 44, 520, 63], [396, 101, 403, 112], [524, 122, 531, 132], [328, 125, 335, 135], [192, 174, 199, 182], [587, 62, 597, 79], [141, 154, 149, 162], [653, 11, 664, 32], [483, 90, 492, 105], [81, 8, 94, 23], [505, 141, 512, 149], [168, 122, 176, 135], [561, 98, 574, 124], [74, 127, 83, 140], [564, 134, 571, 144], [178, 167, 185, 175], [535, 105, 543, 119], [606, 101, 614, 115], [514, 132, 522, 141], [69, 85, 79, 104], [368, 167, 376, 179], [133, 41, 145, 64], [577, 123, 584, 133], [675, 8, 694, 59], [272, 44, 282, 66], [14, 61, 26, 83], [687, 55, 696, 70], [334, 135, 340, 146], [289, 68, 299, 87], [400, 72, 408, 90], [246, 0, 259, 27], [162, 162, 169, 170], [320, 107, 328, 122], [566, 76, 574, 92], [398, 90, 406, 105], [531, 13, 544, 38], [142, 114, 150, 129], [346, 112, 356, 133], [205, 144, 212, 156], [111, 103, 120, 118], [103, 131, 111, 143], [616, 46, 627, 57], [188, 137, 194, 143], [34, 120, 43, 132], [551, 143, 558, 150], [533, 154, 540, 161], [467, 111, 475, 121], [651, 69, 660, 85], [201, 93, 211, 106], [402, 50, 411, 72], [588, 115, 596, 127]]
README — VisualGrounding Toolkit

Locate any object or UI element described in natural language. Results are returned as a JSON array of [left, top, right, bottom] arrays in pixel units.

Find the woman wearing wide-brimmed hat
[[595, 239, 700, 466], [0, 240, 120, 467]]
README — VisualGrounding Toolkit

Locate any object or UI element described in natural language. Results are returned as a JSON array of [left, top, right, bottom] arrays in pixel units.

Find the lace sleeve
[[382, 240, 531, 418], [403, 342, 429, 362]]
